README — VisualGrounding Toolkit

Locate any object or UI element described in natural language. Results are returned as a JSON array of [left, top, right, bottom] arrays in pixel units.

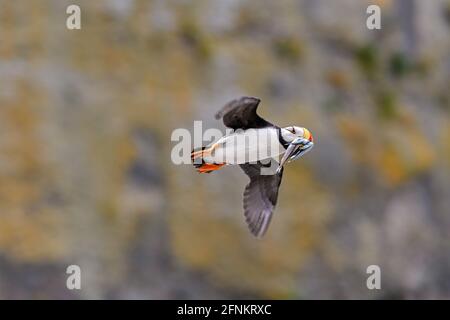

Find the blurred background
[[0, 0, 449, 299]]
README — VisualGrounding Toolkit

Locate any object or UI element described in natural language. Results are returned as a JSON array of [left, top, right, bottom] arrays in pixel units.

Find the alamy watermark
[[366, 5, 381, 30], [66, 265, 81, 290], [66, 5, 81, 30], [64, 4, 380, 31], [366, 265, 381, 290]]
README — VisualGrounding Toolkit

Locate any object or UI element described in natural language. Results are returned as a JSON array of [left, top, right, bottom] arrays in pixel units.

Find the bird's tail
[[191, 147, 225, 174]]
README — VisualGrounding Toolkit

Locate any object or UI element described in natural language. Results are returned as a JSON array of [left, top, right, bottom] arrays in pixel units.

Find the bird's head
[[276, 126, 314, 173], [281, 126, 314, 144]]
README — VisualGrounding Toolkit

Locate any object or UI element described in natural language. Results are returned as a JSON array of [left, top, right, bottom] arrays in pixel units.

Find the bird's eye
[[288, 127, 295, 134]]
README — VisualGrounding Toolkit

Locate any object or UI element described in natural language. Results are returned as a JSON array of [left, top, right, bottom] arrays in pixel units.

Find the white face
[[281, 126, 307, 143], [276, 126, 314, 172]]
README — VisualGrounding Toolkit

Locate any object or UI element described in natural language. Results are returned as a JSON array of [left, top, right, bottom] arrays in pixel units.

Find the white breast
[[204, 127, 285, 165]]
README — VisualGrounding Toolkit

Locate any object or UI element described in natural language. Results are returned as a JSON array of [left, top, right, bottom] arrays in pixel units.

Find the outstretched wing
[[215, 96, 274, 130], [239, 162, 283, 238]]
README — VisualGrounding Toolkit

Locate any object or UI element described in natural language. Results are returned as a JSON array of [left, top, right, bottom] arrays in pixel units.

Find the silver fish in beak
[[276, 137, 314, 174]]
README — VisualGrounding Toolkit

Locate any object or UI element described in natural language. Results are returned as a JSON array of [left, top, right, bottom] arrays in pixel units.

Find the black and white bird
[[191, 96, 314, 238]]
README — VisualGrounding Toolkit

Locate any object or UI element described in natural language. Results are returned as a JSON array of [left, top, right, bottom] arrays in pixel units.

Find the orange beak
[[303, 128, 314, 142]]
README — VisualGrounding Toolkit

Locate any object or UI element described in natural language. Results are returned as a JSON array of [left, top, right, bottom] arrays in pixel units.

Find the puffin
[[191, 96, 314, 238]]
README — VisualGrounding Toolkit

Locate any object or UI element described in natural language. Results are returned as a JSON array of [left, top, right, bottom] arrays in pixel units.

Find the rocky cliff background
[[0, 0, 449, 299]]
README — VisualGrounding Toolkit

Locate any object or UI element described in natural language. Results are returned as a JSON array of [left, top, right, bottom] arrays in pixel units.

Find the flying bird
[[191, 97, 314, 238]]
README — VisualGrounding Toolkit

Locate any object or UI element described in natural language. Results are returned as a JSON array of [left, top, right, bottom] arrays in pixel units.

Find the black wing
[[215, 96, 274, 130], [240, 162, 283, 238]]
